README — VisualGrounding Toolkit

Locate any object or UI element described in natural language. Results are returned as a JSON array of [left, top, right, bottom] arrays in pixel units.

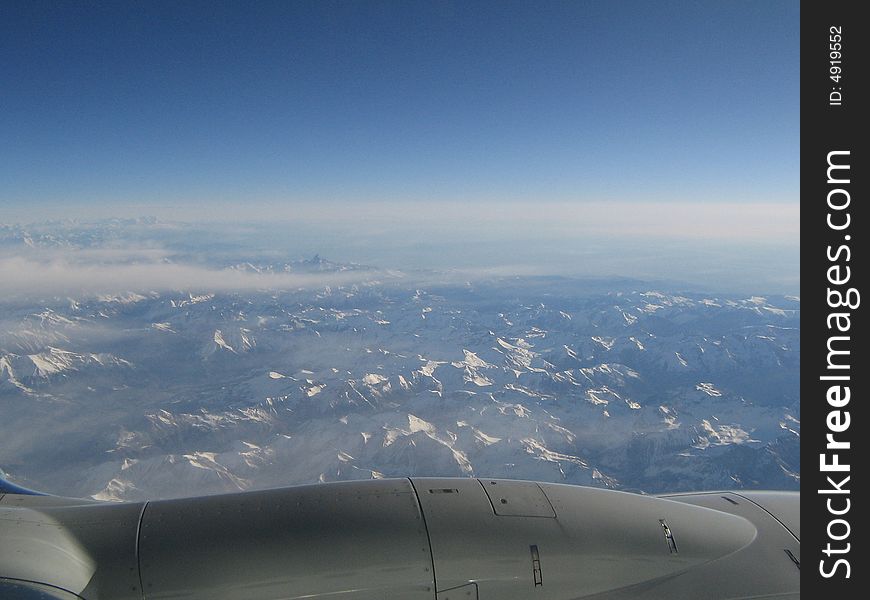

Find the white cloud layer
[[0, 253, 382, 299]]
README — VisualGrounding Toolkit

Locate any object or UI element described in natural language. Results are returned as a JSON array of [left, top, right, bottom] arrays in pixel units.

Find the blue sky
[[1, 0, 799, 211]]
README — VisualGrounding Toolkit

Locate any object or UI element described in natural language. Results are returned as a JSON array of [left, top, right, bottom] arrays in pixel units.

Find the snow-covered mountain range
[[0, 221, 799, 500]]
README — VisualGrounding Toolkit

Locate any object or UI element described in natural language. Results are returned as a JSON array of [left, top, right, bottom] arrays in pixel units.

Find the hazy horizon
[[2, 1, 799, 298], [2, 206, 798, 296]]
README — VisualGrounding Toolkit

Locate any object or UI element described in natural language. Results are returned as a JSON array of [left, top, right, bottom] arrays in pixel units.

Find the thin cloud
[[0, 252, 389, 299], [4, 201, 799, 242]]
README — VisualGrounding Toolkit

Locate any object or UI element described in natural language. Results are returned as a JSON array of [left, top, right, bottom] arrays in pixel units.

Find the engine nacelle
[[0, 478, 800, 599]]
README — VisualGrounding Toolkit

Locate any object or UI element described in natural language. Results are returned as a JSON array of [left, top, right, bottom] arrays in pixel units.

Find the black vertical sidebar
[[802, 1, 865, 597]]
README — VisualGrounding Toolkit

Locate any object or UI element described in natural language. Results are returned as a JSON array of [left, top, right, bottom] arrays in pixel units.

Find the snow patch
[[363, 373, 388, 385], [213, 330, 235, 352], [696, 382, 722, 397]]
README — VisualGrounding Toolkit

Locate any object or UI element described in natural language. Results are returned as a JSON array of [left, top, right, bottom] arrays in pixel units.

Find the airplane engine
[[0, 478, 799, 599]]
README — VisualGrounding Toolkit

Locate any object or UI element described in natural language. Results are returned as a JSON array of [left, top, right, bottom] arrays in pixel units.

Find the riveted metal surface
[[479, 479, 555, 518], [414, 477, 558, 598], [139, 479, 435, 600], [415, 478, 759, 599], [436, 582, 478, 600]]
